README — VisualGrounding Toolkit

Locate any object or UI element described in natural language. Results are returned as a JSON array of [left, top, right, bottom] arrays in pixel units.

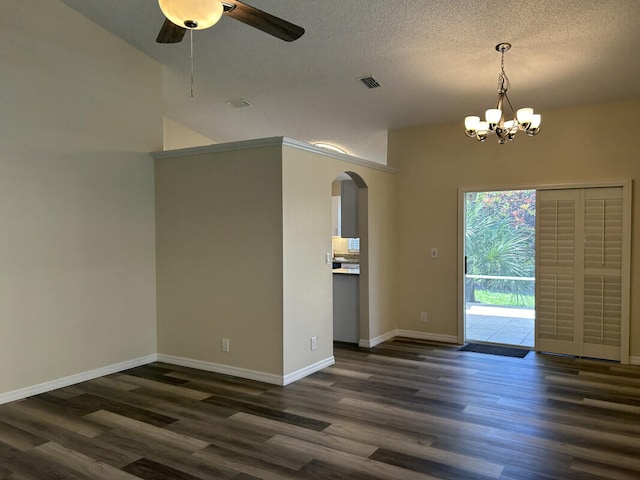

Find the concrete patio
[[465, 304, 535, 347]]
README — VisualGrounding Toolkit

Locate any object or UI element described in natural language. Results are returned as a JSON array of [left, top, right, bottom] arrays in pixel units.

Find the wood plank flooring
[[1, 339, 640, 479]]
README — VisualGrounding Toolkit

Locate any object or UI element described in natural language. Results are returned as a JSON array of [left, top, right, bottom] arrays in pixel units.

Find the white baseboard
[[359, 329, 459, 349], [0, 354, 157, 406], [395, 329, 459, 344], [158, 354, 334, 386], [630, 356, 640, 366], [0, 352, 336, 406], [359, 330, 396, 348], [157, 354, 284, 385], [157, 354, 293, 386], [283, 356, 335, 386]]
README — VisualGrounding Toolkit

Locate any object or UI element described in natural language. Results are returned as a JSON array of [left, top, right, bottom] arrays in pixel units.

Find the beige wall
[[0, 0, 162, 395], [155, 141, 396, 381], [358, 166, 397, 342], [163, 116, 216, 151], [282, 146, 397, 375], [282, 149, 334, 374], [155, 146, 285, 375], [388, 101, 640, 357]]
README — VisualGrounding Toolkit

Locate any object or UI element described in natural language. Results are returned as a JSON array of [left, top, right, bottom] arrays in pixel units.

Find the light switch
[[431, 248, 438, 259]]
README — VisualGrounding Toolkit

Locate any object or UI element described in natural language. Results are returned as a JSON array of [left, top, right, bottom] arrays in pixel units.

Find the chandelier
[[464, 43, 541, 144]]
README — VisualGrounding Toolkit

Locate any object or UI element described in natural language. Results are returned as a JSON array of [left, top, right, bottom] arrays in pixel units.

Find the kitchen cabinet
[[340, 179, 359, 238], [333, 272, 359, 343]]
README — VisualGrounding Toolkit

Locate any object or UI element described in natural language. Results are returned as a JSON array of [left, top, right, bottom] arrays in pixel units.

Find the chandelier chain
[[190, 30, 195, 98], [498, 50, 511, 94]]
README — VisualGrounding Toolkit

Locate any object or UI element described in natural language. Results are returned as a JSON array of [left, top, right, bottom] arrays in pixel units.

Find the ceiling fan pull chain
[[190, 29, 195, 98]]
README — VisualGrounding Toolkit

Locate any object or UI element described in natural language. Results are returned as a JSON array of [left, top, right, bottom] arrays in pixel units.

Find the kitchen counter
[[332, 267, 360, 275]]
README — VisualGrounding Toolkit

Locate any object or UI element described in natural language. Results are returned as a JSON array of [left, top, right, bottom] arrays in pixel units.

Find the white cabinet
[[331, 196, 341, 236]]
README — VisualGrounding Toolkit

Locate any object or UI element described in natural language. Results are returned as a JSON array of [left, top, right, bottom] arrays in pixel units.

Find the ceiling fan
[[156, 0, 305, 43]]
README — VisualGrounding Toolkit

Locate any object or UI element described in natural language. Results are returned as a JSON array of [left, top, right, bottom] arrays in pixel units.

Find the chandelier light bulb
[[516, 107, 534, 125], [464, 116, 480, 136], [485, 109, 502, 125], [465, 116, 480, 130], [526, 113, 542, 136], [463, 43, 541, 143], [530, 114, 542, 129], [476, 121, 489, 141], [504, 120, 518, 140], [158, 0, 224, 30]]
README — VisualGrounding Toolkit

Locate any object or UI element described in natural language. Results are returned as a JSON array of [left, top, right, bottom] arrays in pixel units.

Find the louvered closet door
[[582, 187, 623, 360], [536, 189, 582, 356], [536, 187, 624, 361]]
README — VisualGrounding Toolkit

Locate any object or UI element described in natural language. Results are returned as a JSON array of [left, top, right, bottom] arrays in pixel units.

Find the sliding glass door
[[463, 190, 536, 347]]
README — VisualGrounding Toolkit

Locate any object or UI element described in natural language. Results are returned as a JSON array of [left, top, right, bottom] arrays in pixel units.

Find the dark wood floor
[[1, 339, 640, 479]]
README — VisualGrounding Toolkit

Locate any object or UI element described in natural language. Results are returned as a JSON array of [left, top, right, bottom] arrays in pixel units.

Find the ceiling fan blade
[[156, 18, 187, 43], [222, 1, 304, 42]]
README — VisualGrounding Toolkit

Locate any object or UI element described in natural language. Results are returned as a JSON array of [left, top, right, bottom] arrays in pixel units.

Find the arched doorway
[[331, 172, 368, 345]]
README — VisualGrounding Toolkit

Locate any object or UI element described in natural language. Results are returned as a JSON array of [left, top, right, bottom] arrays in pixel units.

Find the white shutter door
[[535, 186, 626, 361], [535, 189, 581, 355], [582, 187, 623, 360]]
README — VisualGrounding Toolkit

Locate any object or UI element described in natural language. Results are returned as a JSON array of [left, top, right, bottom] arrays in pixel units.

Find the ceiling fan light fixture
[[158, 0, 224, 30]]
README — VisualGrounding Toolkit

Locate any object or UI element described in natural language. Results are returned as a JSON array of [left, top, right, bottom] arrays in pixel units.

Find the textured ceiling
[[58, 0, 640, 163]]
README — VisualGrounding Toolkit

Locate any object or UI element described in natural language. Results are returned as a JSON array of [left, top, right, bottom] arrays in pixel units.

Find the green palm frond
[[465, 190, 536, 305]]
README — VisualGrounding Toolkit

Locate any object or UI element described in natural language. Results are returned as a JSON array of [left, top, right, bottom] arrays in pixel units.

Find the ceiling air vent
[[226, 98, 253, 109], [358, 75, 381, 89]]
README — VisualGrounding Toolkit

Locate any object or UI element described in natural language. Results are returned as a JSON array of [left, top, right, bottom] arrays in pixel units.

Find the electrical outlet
[[420, 312, 428, 323], [222, 338, 230, 352], [311, 336, 317, 351]]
